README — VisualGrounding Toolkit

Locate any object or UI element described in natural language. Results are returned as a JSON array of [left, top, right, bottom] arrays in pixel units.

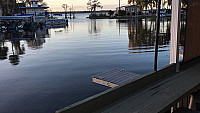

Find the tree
[[128, 0, 151, 10], [128, 0, 136, 4], [87, 0, 103, 16], [0, 0, 47, 16], [108, 10, 114, 16], [0, 0, 17, 15], [162, 0, 172, 9], [17, 0, 47, 7], [0, 0, 3, 6], [181, 0, 188, 8], [62, 4, 69, 19]]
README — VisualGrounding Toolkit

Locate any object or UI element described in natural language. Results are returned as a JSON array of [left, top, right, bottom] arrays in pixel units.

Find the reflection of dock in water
[[92, 69, 141, 88]]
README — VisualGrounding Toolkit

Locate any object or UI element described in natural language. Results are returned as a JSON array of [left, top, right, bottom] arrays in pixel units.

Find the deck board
[[96, 63, 200, 113]]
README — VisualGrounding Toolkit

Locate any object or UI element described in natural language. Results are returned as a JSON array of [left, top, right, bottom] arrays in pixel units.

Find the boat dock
[[92, 69, 141, 88]]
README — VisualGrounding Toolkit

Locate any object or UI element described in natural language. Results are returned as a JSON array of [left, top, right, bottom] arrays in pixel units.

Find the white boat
[[43, 19, 68, 25]]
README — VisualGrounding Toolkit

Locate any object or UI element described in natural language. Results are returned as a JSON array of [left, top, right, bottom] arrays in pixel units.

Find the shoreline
[[87, 15, 171, 19]]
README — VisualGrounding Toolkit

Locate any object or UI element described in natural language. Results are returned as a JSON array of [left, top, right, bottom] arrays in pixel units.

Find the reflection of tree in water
[[0, 43, 8, 60], [26, 28, 48, 50], [88, 19, 101, 34], [0, 28, 49, 65], [36, 28, 50, 38], [125, 18, 171, 48], [117, 18, 173, 53], [26, 38, 45, 50], [9, 41, 25, 66], [13, 41, 25, 55]]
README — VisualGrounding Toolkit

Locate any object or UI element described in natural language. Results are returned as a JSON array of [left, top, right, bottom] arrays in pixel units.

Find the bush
[[108, 10, 114, 16], [118, 10, 126, 16]]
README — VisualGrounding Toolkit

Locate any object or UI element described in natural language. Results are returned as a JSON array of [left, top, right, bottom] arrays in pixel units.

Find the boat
[[42, 19, 68, 25], [53, 14, 62, 16]]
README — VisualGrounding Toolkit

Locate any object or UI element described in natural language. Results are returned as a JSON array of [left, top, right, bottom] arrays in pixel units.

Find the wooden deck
[[96, 61, 200, 113], [56, 58, 200, 113], [173, 108, 200, 113], [92, 69, 140, 88]]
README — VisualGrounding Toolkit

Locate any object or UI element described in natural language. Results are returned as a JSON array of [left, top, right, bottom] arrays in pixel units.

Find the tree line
[[128, 0, 187, 10]]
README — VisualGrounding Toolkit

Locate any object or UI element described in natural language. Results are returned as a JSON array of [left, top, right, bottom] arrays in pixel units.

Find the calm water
[[0, 13, 174, 113]]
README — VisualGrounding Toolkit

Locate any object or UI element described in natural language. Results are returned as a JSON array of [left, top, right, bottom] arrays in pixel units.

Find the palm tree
[[162, 0, 172, 9], [181, 0, 187, 8], [128, 0, 151, 10], [128, 0, 136, 4], [87, 0, 103, 16]]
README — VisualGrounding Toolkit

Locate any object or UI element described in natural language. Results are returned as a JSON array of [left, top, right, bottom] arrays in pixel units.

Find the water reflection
[[0, 43, 8, 60], [0, 28, 49, 65], [117, 18, 172, 54], [0, 15, 188, 113], [88, 19, 101, 34]]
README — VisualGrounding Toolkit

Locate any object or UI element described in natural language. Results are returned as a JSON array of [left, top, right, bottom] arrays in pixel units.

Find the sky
[[44, 0, 128, 11]]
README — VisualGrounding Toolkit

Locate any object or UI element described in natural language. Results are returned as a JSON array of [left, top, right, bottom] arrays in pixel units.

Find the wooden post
[[189, 95, 194, 109], [154, 0, 161, 72], [189, 90, 200, 110], [170, 0, 181, 72]]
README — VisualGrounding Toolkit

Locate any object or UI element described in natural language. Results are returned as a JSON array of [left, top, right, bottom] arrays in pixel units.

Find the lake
[[0, 13, 183, 113]]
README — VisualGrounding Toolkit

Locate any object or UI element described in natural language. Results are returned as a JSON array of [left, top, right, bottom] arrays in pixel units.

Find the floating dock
[[92, 69, 141, 88]]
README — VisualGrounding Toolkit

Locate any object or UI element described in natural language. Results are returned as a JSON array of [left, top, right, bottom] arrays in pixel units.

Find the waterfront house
[[116, 6, 126, 12], [19, 0, 49, 22], [116, 5, 141, 16], [142, 10, 151, 15], [125, 5, 141, 16]]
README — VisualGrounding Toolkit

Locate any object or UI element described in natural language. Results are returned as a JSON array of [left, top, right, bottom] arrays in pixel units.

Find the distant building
[[116, 5, 141, 16], [125, 5, 141, 16], [152, 9, 171, 16], [20, 0, 49, 16], [142, 10, 151, 15], [18, 0, 49, 22], [116, 6, 126, 12]]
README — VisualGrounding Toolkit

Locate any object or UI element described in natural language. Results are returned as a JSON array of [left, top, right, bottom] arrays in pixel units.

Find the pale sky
[[44, 0, 128, 11]]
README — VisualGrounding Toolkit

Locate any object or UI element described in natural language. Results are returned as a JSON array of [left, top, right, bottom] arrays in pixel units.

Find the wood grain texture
[[98, 63, 200, 113], [184, 0, 200, 62]]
